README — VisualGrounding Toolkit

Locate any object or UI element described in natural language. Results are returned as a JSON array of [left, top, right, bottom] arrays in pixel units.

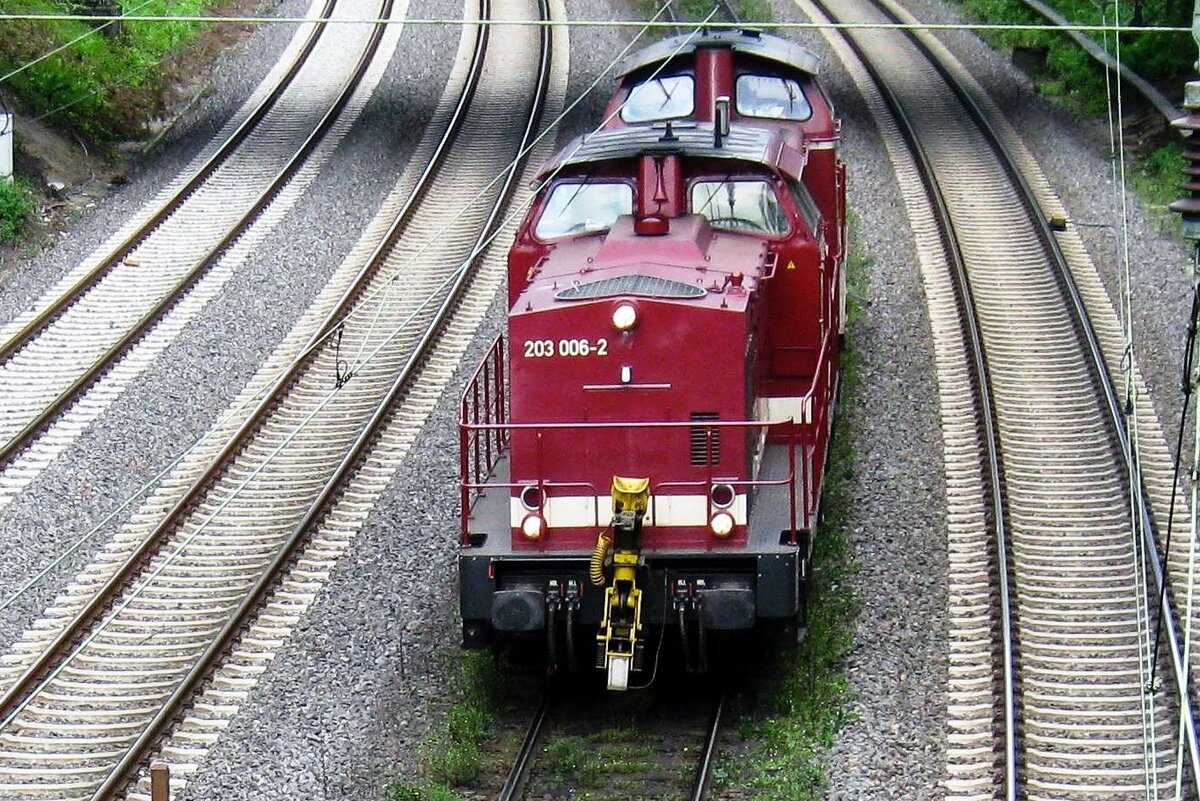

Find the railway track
[[0, 0, 387, 510], [0, 0, 561, 796], [498, 681, 726, 801], [801, 0, 1200, 795]]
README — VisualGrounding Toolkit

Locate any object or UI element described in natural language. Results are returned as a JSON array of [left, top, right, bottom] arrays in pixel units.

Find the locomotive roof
[[537, 122, 807, 182], [614, 28, 820, 79]]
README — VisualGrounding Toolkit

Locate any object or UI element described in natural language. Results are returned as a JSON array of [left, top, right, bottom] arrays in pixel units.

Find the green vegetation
[[634, 0, 776, 26], [724, 234, 866, 801], [955, 0, 1191, 115], [0, 178, 36, 242], [384, 653, 515, 801], [0, 0, 237, 146], [1130, 139, 1182, 212]]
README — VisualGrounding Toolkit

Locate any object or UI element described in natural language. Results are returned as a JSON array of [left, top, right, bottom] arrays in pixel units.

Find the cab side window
[[736, 74, 812, 121], [787, 179, 821, 236]]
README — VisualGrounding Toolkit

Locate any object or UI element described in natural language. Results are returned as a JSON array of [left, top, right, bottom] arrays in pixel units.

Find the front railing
[[460, 335, 827, 545], [460, 334, 509, 501]]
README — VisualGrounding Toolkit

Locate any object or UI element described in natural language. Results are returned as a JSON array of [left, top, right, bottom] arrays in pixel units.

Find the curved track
[[0, 0, 554, 796], [803, 0, 1200, 795], [0, 0, 382, 501]]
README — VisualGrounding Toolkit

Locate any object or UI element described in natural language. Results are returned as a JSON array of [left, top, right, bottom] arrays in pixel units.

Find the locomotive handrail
[[460, 418, 810, 542], [457, 325, 837, 543]]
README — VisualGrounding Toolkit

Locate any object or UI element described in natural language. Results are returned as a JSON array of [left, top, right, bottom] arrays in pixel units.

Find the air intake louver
[[556, 275, 707, 301], [690, 412, 720, 465]]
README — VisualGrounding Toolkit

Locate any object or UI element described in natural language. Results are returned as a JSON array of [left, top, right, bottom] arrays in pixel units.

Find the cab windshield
[[691, 178, 789, 236], [620, 75, 695, 123], [534, 182, 634, 239]]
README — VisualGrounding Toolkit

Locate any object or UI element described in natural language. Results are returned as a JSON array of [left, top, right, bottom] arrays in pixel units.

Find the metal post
[[150, 762, 170, 801], [0, 114, 11, 181], [1166, 8, 1200, 795]]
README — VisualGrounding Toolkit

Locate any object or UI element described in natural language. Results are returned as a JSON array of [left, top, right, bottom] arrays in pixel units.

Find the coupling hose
[[590, 531, 611, 587]]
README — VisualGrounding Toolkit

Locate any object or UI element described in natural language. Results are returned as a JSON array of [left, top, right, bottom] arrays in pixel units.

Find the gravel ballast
[[0, 0, 1192, 797], [0, 0, 458, 747]]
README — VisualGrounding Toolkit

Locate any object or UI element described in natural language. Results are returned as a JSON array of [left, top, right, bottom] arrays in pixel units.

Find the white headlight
[[710, 511, 735, 538], [521, 514, 544, 540], [612, 303, 637, 331]]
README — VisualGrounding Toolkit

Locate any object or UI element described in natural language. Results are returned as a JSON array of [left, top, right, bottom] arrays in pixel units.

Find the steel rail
[[67, 0, 555, 793], [0, 0, 475, 730], [0, 0, 372, 470], [0, 0, 336, 369], [497, 692, 554, 801], [810, 2, 1018, 795], [690, 685, 728, 801], [875, 3, 1200, 791]]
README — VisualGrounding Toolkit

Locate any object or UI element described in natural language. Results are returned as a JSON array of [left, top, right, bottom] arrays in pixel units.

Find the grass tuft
[[0, 179, 36, 243], [725, 219, 868, 801], [0, 0, 243, 147], [386, 651, 520, 799]]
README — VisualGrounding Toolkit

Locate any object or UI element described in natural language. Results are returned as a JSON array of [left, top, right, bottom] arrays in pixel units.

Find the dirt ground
[[1, 1, 267, 283]]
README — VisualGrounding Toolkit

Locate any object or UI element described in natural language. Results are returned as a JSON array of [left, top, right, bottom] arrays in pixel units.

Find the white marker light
[[521, 514, 544, 540], [519, 485, 544, 511], [620, 365, 632, 384], [710, 511, 735, 538], [710, 483, 736, 509], [612, 303, 638, 331]]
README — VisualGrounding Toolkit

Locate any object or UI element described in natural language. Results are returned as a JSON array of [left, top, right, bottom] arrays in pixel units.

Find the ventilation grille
[[690, 412, 720, 465], [555, 275, 707, 301]]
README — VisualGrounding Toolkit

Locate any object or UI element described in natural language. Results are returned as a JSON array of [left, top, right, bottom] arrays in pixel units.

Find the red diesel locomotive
[[459, 29, 846, 690]]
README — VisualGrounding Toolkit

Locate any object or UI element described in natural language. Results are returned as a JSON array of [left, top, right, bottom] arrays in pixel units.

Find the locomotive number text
[[523, 338, 609, 358]]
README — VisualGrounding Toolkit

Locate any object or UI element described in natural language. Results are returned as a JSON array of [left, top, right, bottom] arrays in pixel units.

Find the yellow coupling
[[590, 531, 610, 587]]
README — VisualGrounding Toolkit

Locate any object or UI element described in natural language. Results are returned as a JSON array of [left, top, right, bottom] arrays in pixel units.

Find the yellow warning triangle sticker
[[786, 260, 797, 270]]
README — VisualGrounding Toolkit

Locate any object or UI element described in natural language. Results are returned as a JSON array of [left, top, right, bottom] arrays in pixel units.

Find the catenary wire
[[0, 1, 683, 612], [0, 1, 726, 729], [0, 13, 1187, 31]]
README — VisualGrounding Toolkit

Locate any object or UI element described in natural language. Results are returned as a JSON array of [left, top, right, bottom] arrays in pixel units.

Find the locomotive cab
[[460, 39, 844, 691]]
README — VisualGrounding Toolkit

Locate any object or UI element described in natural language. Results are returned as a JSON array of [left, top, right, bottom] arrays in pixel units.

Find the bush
[[0, 0, 227, 147], [0, 178, 35, 243]]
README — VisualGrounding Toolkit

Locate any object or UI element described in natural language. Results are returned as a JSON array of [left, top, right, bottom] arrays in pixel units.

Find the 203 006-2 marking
[[523, 338, 609, 358]]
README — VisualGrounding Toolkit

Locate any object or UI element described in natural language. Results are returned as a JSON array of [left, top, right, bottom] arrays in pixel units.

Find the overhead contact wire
[[0, 1, 676, 612], [0, 12, 1187, 31]]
